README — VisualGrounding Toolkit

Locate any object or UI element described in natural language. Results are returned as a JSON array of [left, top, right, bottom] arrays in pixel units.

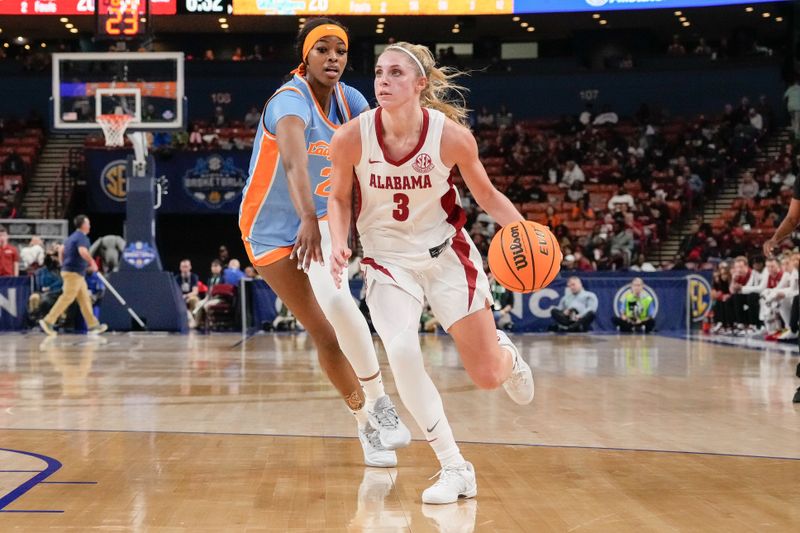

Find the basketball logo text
[[510, 225, 528, 270], [534, 229, 549, 255], [100, 160, 129, 202]]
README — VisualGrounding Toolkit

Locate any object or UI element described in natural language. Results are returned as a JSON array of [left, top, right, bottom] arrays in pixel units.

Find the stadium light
[[599, 20, 608, 25], [377, 23, 384, 28], [592, 14, 600, 19], [682, 21, 691, 27], [679, 16, 686, 21], [378, 17, 385, 22], [221, 23, 229, 29], [451, 28, 460, 34], [59, 17, 68, 23], [69, 28, 78, 34], [776, 17, 783, 22], [762, 12, 770, 18], [41, 42, 46, 48], [674, 11, 682, 16], [219, 18, 226, 23], [527, 27, 534, 32], [299, 18, 306, 22], [376, 28, 384, 34], [745, 6, 753, 12], [521, 22, 529, 27], [65, 23, 73, 29]]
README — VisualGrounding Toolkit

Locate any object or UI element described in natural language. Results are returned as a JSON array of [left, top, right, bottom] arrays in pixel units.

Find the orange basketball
[[488, 220, 562, 293]]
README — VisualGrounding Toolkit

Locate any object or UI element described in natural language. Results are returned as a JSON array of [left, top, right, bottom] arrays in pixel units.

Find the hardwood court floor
[[0, 332, 798, 531]]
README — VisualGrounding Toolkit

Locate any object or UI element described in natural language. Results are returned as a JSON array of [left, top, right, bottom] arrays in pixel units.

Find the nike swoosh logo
[[368, 159, 383, 164], [426, 419, 441, 433]]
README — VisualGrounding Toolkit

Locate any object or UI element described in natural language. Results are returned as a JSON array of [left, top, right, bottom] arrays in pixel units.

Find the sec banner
[[0, 277, 31, 332]]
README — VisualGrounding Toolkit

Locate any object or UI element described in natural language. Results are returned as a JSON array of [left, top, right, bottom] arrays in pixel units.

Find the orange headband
[[292, 24, 349, 76]]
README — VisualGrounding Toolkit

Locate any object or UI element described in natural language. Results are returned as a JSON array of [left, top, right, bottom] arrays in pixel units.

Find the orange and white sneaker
[[497, 330, 534, 405]]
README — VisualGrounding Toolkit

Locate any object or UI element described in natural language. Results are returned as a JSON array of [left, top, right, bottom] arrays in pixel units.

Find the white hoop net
[[97, 114, 133, 147]]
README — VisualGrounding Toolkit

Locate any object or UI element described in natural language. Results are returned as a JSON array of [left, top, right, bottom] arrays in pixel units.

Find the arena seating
[[0, 120, 43, 218]]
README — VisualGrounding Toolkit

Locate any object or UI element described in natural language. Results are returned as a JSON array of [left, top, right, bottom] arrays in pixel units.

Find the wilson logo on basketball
[[412, 153, 434, 173], [509, 226, 528, 270]]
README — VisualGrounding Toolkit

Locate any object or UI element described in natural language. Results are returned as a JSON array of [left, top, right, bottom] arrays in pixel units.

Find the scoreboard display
[[232, 0, 512, 16], [0, 0, 176, 15], [96, 0, 147, 38], [231, 0, 780, 16]]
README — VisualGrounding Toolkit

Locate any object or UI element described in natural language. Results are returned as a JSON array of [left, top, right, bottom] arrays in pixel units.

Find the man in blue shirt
[[39, 215, 108, 336], [550, 277, 599, 333]]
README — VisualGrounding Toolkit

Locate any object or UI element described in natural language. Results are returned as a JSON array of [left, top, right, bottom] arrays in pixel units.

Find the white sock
[[352, 407, 369, 431], [361, 374, 385, 410]]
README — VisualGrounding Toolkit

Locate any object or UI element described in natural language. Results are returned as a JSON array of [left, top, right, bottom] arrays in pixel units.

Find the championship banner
[[86, 150, 249, 214], [0, 277, 31, 331], [248, 272, 712, 333]]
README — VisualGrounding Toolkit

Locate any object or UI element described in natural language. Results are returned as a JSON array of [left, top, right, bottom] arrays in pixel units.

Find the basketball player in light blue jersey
[[239, 18, 411, 467]]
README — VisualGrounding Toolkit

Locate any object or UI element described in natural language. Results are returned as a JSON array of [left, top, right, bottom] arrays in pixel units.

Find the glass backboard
[[51, 52, 185, 131]]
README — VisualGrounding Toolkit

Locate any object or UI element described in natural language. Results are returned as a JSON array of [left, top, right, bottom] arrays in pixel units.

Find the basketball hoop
[[97, 114, 133, 147]]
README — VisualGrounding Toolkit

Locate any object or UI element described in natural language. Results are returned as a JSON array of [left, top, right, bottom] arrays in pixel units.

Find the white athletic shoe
[[422, 462, 477, 505], [497, 330, 534, 405], [368, 395, 412, 450], [778, 329, 798, 341], [421, 498, 477, 533], [358, 424, 397, 468]]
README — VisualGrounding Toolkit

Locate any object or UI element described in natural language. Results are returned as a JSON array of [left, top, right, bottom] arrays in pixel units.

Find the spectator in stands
[[571, 196, 596, 221], [38, 215, 107, 336], [175, 259, 200, 327], [489, 273, 514, 331], [248, 45, 264, 61], [19, 236, 44, 271], [593, 105, 619, 126], [710, 262, 734, 334], [612, 277, 656, 333], [738, 172, 760, 203], [579, 103, 594, 127], [610, 222, 634, 268], [572, 249, 595, 271], [693, 38, 712, 56], [223, 258, 244, 285], [0, 226, 19, 277], [760, 256, 792, 339], [475, 106, 494, 130], [2, 150, 24, 175], [785, 80, 800, 140], [189, 124, 203, 148], [218, 245, 230, 267], [667, 35, 686, 56], [203, 49, 215, 61], [28, 251, 62, 320], [510, 175, 545, 204], [749, 108, 763, 132], [565, 180, 587, 204], [549, 277, 598, 332], [244, 106, 261, 129], [89, 235, 125, 273], [231, 47, 244, 61], [194, 259, 225, 328], [607, 186, 635, 212], [561, 160, 585, 188], [729, 256, 763, 335], [212, 106, 227, 127], [495, 104, 513, 128], [243, 266, 257, 279]]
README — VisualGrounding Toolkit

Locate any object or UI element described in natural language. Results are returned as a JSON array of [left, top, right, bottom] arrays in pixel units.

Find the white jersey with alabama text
[[355, 107, 465, 268]]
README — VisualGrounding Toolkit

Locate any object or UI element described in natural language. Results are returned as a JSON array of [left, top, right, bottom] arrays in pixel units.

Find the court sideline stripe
[[2, 428, 798, 462]]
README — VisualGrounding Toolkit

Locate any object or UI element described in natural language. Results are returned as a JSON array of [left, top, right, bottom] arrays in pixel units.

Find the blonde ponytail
[[383, 42, 470, 127]]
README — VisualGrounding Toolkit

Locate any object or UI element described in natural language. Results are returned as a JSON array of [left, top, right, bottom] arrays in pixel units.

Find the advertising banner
[[86, 150, 249, 214], [248, 272, 712, 333], [0, 277, 31, 331]]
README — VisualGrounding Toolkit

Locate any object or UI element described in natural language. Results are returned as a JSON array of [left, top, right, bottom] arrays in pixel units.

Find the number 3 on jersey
[[393, 193, 409, 221]]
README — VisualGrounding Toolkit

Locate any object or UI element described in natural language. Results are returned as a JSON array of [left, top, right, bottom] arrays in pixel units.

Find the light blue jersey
[[239, 75, 368, 266]]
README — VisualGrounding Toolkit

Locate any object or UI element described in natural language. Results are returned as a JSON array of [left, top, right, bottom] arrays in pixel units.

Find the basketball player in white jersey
[[327, 42, 534, 504]]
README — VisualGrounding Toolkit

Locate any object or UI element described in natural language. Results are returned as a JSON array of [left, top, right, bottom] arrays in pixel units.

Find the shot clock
[[96, 0, 148, 39]]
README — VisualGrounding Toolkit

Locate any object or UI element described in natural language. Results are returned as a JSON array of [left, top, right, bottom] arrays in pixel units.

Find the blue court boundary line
[[0, 448, 63, 513], [3, 427, 798, 462]]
